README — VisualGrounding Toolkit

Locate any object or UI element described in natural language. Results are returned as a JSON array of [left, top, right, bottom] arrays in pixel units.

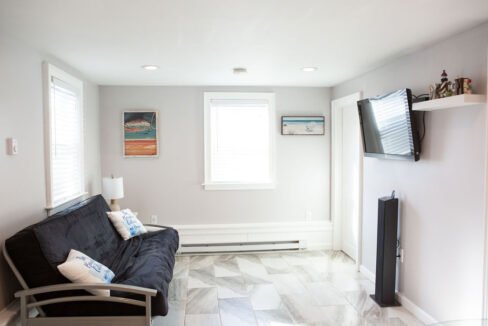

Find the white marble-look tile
[[254, 307, 294, 326], [237, 256, 269, 278], [259, 256, 292, 274], [344, 289, 375, 314], [328, 273, 370, 293], [280, 293, 331, 324], [305, 281, 349, 306], [176, 255, 191, 262], [291, 265, 328, 283], [280, 253, 310, 266], [186, 287, 218, 314], [173, 255, 190, 279], [169, 251, 423, 326], [169, 278, 188, 301], [216, 276, 252, 299], [241, 271, 273, 285], [188, 267, 216, 289], [214, 257, 241, 277], [328, 252, 361, 275], [382, 307, 425, 326], [237, 254, 262, 263], [190, 255, 218, 270], [346, 290, 424, 326], [306, 257, 332, 271], [249, 284, 282, 310], [299, 250, 328, 258], [184, 314, 221, 326], [219, 297, 257, 326], [256, 252, 282, 259], [270, 274, 306, 294], [320, 304, 362, 325], [153, 300, 185, 326]]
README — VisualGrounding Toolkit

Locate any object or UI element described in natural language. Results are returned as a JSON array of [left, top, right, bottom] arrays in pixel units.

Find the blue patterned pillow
[[107, 209, 147, 240], [57, 249, 115, 296]]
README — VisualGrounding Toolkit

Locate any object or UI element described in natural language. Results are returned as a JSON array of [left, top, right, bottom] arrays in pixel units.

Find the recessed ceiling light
[[302, 67, 318, 72], [142, 65, 159, 71], [233, 67, 247, 75]]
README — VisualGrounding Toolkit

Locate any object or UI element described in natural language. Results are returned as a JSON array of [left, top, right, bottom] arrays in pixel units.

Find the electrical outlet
[[400, 249, 404, 263], [151, 215, 158, 224], [305, 210, 312, 222]]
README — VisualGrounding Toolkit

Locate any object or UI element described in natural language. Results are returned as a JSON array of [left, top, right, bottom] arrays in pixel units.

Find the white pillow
[[106, 208, 147, 240], [57, 249, 115, 296]]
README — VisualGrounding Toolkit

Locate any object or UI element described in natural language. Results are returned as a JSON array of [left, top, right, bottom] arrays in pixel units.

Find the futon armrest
[[15, 283, 158, 298], [15, 283, 157, 324]]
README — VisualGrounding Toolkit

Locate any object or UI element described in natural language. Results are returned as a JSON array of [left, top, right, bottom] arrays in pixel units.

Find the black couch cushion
[[34, 195, 124, 269], [5, 195, 179, 317], [111, 228, 179, 316]]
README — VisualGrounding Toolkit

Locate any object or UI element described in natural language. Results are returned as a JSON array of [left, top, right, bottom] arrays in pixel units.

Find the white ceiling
[[1, 0, 487, 86]]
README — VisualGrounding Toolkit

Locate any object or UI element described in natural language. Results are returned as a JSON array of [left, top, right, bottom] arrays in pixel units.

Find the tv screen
[[357, 88, 420, 161]]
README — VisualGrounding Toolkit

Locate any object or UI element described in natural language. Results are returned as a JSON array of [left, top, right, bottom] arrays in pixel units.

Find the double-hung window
[[44, 63, 85, 208], [204, 92, 275, 190]]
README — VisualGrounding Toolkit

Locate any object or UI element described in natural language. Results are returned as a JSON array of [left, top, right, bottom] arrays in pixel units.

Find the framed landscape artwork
[[281, 116, 325, 135], [123, 111, 159, 157]]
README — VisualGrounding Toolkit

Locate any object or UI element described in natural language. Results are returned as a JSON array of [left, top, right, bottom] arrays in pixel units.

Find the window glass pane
[[50, 77, 83, 205], [207, 97, 272, 184]]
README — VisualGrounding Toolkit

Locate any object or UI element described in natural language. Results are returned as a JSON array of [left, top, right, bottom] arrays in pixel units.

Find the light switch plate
[[6, 138, 18, 155]]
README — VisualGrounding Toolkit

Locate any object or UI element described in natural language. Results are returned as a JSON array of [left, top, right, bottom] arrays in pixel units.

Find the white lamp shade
[[103, 177, 124, 200]]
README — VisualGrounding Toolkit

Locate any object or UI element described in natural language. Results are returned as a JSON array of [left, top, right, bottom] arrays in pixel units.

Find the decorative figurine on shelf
[[441, 69, 448, 83], [450, 80, 458, 95], [429, 69, 456, 99], [429, 71, 475, 99], [454, 77, 474, 95], [429, 84, 439, 100], [437, 69, 453, 98], [463, 78, 473, 94]]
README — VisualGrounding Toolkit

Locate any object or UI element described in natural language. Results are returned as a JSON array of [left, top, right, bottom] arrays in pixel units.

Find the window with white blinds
[[45, 64, 84, 208], [204, 93, 275, 190]]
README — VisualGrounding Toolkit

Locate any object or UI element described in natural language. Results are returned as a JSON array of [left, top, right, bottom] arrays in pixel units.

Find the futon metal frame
[[3, 224, 172, 326]]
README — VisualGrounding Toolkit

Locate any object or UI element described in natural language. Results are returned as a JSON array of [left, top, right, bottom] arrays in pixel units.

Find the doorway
[[331, 93, 363, 266]]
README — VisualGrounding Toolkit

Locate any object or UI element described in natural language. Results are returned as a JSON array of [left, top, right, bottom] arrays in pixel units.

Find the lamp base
[[110, 199, 121, 212]]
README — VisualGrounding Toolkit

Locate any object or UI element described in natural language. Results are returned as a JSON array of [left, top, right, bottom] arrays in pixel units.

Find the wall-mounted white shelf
[[413, 94, 486, 111]]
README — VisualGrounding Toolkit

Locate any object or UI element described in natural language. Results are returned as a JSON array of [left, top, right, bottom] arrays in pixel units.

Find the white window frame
[[203, 92, 276, 190], [43, 63, 86, 209]]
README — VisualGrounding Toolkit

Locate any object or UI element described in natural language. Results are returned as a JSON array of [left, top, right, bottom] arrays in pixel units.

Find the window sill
[[46, 192, 88, 214], [203, 183, 275, 191]]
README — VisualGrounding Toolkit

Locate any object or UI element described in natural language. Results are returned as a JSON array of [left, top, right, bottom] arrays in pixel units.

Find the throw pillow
[[106, 208, 147, 240], [57, 249, 115, 296]]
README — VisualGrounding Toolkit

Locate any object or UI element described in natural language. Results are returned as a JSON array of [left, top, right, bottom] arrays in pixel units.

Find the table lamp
[[102, 176, 124, 211]]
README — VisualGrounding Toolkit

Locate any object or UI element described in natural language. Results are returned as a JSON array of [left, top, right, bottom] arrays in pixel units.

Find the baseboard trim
[[396, 292, 438, 325], [359, 264, 375, 282], [359, 265, 438, 325], [171, 220, 333, 252]]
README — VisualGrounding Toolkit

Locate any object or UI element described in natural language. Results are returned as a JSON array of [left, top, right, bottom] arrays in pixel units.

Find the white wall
[[332, 23, 488, 322], [99, 86, 330, 225], [0, 34, 101, 310]]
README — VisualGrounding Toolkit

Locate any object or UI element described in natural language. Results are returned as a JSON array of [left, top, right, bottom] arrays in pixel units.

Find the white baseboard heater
[[179, 240, 307, 253]]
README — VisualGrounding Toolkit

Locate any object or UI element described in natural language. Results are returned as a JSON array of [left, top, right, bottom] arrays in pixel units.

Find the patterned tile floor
[[154, 250, 424, 326]]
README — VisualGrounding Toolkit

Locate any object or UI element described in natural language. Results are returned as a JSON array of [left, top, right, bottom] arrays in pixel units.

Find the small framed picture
[[281, 116, 325, 135], [123, 111, 159, 157]]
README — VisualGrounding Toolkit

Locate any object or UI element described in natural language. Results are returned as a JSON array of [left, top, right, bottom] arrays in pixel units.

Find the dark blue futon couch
[[4, 195, 179, 318]]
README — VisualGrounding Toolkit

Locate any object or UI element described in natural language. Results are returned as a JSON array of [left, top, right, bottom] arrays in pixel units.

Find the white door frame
[[331, 92, 363, 270], [482, 49, 488, 320]]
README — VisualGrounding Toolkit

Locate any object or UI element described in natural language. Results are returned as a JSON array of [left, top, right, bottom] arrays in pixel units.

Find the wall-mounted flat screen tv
[[357, 88, 420, 161]]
